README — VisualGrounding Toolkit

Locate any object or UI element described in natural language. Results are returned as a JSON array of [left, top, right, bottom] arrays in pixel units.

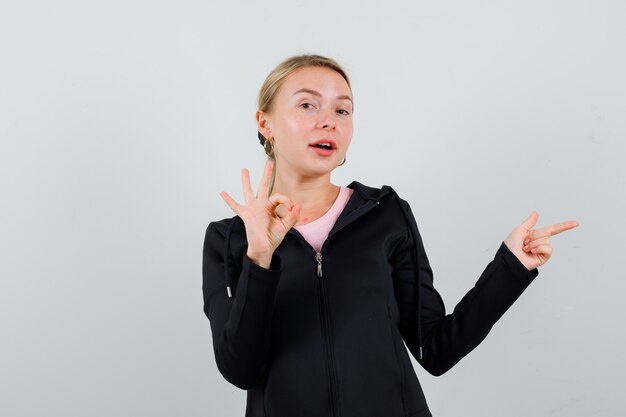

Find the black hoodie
[[202, 181, 538, 417]]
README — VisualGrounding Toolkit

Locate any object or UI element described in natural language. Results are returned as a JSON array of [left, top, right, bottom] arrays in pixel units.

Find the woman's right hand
[[220, 160, 300, 269]]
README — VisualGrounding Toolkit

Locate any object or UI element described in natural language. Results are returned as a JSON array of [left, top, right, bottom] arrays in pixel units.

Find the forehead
[[279, 66, 352, 97]]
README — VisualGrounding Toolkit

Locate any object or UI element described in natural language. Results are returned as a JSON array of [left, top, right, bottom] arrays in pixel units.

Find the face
[[258, 66, 353, 178]]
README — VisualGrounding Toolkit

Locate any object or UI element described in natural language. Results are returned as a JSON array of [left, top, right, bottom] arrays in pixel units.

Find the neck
[[272, 170, 340, 226]]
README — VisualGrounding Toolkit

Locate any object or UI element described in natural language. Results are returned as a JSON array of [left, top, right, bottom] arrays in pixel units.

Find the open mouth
[[311, 143, 334, 150]]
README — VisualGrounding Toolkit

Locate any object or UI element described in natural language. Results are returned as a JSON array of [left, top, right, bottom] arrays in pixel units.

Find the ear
[[256, 111, 272, 139]]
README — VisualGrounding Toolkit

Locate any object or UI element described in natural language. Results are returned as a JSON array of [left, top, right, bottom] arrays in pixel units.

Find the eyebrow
[[293, 88, 353, 103]]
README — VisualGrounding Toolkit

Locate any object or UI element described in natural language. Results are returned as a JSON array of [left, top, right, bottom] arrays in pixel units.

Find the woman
[[202, 55, 578, 417]]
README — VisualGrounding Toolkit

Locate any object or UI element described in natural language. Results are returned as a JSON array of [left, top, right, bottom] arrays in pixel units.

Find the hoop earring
[[264, 137, 275, 157], [338, 156, 346, 166]]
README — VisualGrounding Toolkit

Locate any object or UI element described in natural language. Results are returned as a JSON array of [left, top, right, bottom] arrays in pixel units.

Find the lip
[[308, 139, 337, 158], [308, 139, 337, 150]]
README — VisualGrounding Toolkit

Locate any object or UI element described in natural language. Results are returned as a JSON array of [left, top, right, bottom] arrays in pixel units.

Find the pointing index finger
[[547, 220, 580, 236], [530, 220, 580, 239]]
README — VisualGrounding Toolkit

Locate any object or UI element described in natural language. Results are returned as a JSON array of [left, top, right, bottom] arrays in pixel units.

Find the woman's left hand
[[504, 211, 579, 271]]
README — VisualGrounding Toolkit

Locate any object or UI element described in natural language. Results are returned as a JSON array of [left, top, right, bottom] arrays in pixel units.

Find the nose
[[316, 108, 337, 130]]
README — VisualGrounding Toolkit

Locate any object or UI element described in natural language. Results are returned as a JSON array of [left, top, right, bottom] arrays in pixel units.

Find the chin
[[300, 162, 338, 178]]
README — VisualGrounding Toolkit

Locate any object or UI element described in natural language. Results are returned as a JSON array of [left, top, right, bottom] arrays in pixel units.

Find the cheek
[[342, 122, 354, 141], [344, 136, 353, 150], [280, 115, 309, 138]]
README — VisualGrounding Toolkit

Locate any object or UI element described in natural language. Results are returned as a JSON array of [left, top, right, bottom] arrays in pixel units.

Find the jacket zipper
[[315, 251, 341, 416], [316, 252, 323, 277], [288, 198, 379, 417]]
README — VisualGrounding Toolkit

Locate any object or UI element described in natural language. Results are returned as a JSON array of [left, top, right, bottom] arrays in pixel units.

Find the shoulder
[[206, 216, 238, 235], [347, 180, 411, 210], [204, 216, 245, 247], [347, 180, 390, 200], [345, 180, 420, 234]]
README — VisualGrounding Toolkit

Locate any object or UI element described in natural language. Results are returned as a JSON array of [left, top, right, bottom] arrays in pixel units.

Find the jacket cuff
[[245, 253, 282, 271], [496, 242, 539, 281], [238, 254, 282, 300]]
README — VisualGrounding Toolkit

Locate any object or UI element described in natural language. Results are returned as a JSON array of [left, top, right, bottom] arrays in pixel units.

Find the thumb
[[284, 204, 301, 229], [520, 211, 539, 231]]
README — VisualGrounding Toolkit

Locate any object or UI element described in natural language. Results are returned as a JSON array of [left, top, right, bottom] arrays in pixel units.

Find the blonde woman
[[202, 55, 578, 417]]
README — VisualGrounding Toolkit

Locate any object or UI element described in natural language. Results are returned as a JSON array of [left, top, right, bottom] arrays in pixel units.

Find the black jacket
[[202, 181, 538, 417]]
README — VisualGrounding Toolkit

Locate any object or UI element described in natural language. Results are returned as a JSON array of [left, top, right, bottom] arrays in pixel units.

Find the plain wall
[[1, 0, 624, 416]]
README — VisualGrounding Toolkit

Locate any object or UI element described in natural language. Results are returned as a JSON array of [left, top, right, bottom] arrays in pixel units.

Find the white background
[[1, 0, 625, 416]]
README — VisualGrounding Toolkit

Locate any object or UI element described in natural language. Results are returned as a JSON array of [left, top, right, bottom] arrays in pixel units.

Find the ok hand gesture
[[220, 160, 300, 269], [504, 211, 579, 271]]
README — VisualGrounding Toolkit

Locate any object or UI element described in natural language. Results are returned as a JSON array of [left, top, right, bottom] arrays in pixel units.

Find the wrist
[[246, 250, 272, 269]]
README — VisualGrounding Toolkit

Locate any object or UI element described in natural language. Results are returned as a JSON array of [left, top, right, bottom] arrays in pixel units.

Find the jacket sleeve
[[391, 201, 539, 376], [202, 221, 281, 389]]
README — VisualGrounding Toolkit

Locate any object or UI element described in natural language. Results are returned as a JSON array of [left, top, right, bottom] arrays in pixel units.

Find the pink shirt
[[294, 187, 354, 253]]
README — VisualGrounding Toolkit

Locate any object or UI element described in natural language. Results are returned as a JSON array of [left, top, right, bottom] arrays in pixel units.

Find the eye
[[337, 108, 351, 116], [300, 102, 315, 110]]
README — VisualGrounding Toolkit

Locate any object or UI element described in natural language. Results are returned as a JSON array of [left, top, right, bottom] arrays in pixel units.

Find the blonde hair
[[258, 54, 352, 114]]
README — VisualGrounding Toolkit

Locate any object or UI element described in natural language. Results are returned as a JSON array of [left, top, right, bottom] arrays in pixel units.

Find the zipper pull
[[316, 252, 323, 277]]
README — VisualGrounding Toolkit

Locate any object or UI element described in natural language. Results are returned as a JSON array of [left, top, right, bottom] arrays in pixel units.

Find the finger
[[269, 193, 294, 209], [220, 192, 242, 215], [530, 244, 553, 257], [241, 169, 255, 203], [546, 220, 580, 237], [282, 204, 301, 229], [524, 236, 550, 252], [520, 211, 539, 231], [275, 203, 289, 219], [527, 220, 579, 242], [524, 229, 550, 244], [256, 159, 274, 199]]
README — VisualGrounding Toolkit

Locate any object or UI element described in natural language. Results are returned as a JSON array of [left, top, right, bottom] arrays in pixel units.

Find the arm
[[202, 221, 281, 389], [204, 160, 300, 388], [391, 201, 538, 376]]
